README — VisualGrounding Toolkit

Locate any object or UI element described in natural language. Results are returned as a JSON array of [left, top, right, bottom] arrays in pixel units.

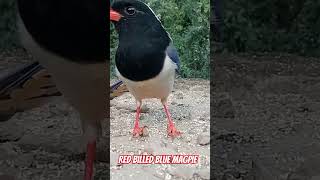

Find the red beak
[[110, 8, 121, 21]]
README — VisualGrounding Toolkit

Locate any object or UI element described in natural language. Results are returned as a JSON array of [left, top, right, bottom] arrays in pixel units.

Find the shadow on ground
[[212, 54, 320, 180]]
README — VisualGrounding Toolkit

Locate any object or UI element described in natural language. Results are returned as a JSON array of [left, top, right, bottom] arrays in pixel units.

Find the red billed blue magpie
[[110, 0, 182, 138], [15, 0, 109, 180]]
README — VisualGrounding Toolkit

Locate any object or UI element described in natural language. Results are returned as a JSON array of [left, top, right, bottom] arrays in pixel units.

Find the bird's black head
[[110, 0, 170, 45], [110, 0, 164, 36], [110, 0, 172, 81]]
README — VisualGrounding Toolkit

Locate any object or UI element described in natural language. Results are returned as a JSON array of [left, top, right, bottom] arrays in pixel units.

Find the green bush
[[220, 0, 320, 56], [0, 0, 18, 49]]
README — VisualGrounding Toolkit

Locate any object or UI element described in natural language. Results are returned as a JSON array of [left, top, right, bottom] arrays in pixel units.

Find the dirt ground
[[2, 49, 320, 180], [213, 54, 320, 180], [0, 49, 210, 180]]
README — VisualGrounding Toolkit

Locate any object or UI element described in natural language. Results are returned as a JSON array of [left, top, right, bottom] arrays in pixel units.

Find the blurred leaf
[[219, 0, 320, 56]]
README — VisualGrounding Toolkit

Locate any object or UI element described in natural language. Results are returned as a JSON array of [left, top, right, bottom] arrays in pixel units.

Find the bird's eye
[[125, 7, 136, 15]]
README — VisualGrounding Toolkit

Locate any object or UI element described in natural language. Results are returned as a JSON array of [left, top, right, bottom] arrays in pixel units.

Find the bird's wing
[[0, 62, 61, 121], [110, 80, 129, 100], [166, 43, 180, 73], [0, 62, 128, 121]]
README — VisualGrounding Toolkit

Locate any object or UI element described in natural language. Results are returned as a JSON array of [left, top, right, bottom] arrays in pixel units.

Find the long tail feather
[[110, 80, 128, 100], [0, 62, 128, 121], [0, 62, 61, 121]]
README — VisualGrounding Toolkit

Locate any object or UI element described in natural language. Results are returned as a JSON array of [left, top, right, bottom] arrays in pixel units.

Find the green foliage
[[110, 0, 210, 78], [221, 0, 320, 56], [0, 0, 19, 49]]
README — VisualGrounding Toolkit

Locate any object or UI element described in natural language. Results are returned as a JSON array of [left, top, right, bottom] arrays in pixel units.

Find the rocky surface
[[0, 50, 210, 180], [2, 50, 320, 180], [212, 54, 320, 180], [110, 78, 210, 180]]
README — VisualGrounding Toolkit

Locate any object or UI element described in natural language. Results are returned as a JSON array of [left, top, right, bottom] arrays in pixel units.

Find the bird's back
[[17, 0, 108, 63]]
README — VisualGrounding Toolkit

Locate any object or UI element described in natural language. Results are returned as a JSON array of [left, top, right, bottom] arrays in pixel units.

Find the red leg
[[132, 103, 144, 137], [84, 141, 96, 180], [163, 103, 181, 137]]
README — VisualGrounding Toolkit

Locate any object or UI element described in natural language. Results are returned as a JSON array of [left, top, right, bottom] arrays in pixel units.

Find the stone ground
[[212, 54, 320, 180], [109, 78, 210, 180], [0, 49, 210, 180], [2, 49, 320, 180]]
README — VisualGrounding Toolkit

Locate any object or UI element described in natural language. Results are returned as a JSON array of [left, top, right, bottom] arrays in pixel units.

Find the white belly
[[116, 56, 176, 101], [17, 15, 107, 137]]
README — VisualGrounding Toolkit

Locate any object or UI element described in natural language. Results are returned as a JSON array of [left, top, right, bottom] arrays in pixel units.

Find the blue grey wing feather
[[166, 44, 180, 73]]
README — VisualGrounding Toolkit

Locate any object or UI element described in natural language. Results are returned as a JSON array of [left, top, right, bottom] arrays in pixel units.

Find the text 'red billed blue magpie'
[[110, 0, 182, 138], [17, 0, 107, 179]]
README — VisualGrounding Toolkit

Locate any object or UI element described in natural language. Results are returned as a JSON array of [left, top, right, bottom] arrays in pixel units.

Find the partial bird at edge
[[0, 62, 128, 121]]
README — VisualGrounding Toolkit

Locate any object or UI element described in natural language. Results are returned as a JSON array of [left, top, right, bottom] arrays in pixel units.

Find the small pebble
[[140, 105, 150, 113], [142, 126, 149, 137], [197, 133, 210, 145], [153, 170, 165, 179]]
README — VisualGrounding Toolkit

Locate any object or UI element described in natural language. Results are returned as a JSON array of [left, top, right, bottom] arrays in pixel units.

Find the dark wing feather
[[0, 62, 128, 121], [0, 62, 61, 121], [166, 43, 180, 73], [110, 80, 128, 100]]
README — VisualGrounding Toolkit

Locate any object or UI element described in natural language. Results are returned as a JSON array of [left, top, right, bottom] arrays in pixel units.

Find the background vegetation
[[214, 0, 320, 56], [0, 0, 18, 49]]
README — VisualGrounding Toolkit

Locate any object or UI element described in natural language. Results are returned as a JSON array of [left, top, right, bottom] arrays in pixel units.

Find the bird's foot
[[167, 124, 181, 138], [132, 126, 148, 137]]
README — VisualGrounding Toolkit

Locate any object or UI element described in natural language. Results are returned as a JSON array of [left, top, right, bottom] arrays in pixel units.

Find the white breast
[[18, 15, 106, 139], [116, 55, 177, 101]]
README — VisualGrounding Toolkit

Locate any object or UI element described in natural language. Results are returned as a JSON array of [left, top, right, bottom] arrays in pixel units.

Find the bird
[[12, 1, 125, 179], [110, 0, 182, 138], [0, 61, 128, 179]]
